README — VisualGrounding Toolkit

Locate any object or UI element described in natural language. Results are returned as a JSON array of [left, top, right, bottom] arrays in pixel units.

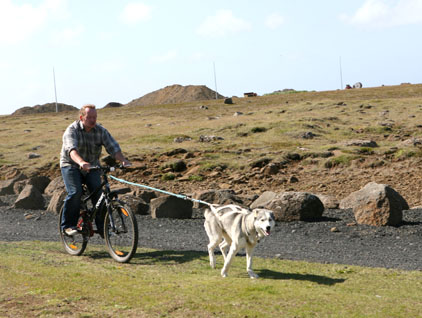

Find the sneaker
[[64, 228, 78, 236]]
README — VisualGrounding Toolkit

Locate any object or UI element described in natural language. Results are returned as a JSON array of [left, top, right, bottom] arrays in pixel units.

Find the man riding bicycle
[[60, 104, 131, 237]]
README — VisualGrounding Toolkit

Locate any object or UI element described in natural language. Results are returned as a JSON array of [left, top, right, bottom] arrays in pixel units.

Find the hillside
[[126, 84, 225, 107], [3, 84, 422, 207], [12, 103, 77, 115]]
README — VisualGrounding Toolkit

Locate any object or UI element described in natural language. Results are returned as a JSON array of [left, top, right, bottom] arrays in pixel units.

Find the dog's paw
[[221, 271, 228, 278], [248, 271, 259, 279]]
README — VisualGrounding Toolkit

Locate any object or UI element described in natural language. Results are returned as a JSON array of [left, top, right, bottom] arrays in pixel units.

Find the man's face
[[81, 108, 97, 131]]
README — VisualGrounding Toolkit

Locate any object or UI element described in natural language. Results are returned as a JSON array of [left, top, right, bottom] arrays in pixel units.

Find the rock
[[46, 189, 67, 214], [224, 98, 233, 104], [0, 198, 7, 206], [150, 195, 193, 219], [174, 136, 192, 143], [132, 189, 157, 203], [344, 140, 378, 147], [264, 192, 324, 222], [340, 182, 407, 226], [121, 194, 149, 215], [0, 179, 16, 195], [261, 163, 280, 176], [316, 194, 339, 209], [250, 191, 277, 209], [250, 158, 272, 168], [199, 135, 224, 142], [301, 131, 316, 139], [28, 153, 41, 159], [28, 175, 51, 194], [192, 189, 244, 209], [44, 177, 65, 196], [14, 185, 45, 210], [13, 180, 27, 194]]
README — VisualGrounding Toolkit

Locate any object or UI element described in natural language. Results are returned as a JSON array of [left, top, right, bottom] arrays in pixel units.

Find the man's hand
[[79, 161, 91, 172], [121, 159, 132, 168]]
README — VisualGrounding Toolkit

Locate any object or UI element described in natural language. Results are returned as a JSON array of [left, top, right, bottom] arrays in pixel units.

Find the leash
[[109, 175, 213, 207]]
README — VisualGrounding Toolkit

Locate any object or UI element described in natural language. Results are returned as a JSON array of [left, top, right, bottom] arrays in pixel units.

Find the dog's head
[[252, 208, 275, 238]]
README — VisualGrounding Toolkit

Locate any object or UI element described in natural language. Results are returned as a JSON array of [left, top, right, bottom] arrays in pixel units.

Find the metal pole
[[213, 62, 218, 99], [53, 67, 58, 112], [339, 56, 343, 90]]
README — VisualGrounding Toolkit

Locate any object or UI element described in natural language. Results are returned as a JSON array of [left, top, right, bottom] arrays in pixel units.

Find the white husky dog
[[204, 204, 275, 278]]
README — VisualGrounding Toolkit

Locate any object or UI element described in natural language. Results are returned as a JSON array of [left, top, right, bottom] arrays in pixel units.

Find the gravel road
[[0, 194, 421, 271]]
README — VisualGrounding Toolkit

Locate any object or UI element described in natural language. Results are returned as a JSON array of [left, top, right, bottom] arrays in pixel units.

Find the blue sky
[[0, 0, 421, 115]]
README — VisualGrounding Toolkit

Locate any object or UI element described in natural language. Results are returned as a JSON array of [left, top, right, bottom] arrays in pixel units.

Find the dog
[[204, 204, 275, 278]]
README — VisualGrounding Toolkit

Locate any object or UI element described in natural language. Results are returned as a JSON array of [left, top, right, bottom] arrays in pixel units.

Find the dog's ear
[[253, 209, 259, 218]]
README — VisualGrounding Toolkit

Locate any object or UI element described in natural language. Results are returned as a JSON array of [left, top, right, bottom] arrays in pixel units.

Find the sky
[[0, 0, 421, 115]]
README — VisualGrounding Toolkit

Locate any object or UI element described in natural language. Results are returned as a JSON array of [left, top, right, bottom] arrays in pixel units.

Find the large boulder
[[250, 191, 277, 209], [340, 182, 407, 226], [46, 189, 67, 214], [45, 176, 65, 196], [121, 194, 149, 215], [14, 185, 45, 210], [192, 189, 244, 209], [0, 179, 16, 195], [315, 194, 339, 209], [260, 192, 324, 222], [150, 195, 193, 219]]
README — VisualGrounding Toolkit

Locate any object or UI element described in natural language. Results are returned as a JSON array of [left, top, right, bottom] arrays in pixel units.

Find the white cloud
[[197, 9, 251, 37], [341, 0, 422, 28], [51, 25, 84, 47], [120, 2, 152, 25], [265, 13, 284, 29], [150, 49, 178, 63], [0, 0, 68, 44]]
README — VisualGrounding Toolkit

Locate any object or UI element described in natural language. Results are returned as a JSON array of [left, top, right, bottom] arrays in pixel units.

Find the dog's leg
[[207, 240, 220, 269], [221, 243, 239, 278], [245, 245, 258, 279], [219, 236, 232, 261]]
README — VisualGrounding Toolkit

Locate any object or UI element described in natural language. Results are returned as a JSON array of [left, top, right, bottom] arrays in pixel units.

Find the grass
[[0, 241, 421, 318]]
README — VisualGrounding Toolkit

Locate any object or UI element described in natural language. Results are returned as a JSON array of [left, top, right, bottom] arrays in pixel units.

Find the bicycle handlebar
[[88, 164, 131, 173]]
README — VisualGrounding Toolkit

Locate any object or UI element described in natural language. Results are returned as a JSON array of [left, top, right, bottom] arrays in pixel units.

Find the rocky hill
[[12, 103, 77, 115], [126, 84, 225, 107]]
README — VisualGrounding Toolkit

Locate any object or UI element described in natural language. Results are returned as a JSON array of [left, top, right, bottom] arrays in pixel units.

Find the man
[[60, 104, 131, 236]]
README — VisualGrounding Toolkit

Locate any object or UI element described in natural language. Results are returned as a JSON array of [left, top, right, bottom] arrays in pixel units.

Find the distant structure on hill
[[125, 84, 225, 107], [12, 103, 77, 115]]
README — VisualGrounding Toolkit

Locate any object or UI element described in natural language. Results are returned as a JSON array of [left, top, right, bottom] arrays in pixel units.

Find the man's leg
[[61, 166, 83, 231], [84, 169, 104, 233]]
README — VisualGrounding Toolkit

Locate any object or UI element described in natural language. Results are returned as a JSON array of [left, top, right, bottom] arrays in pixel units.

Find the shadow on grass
[[85, 249, 207, 264], [135, 250, 207, 265], [257, 269, 346, 285]]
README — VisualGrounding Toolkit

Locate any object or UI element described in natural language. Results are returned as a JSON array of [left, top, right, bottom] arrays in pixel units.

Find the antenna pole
[[53, 67, 58, 112], [213, 62, 218, 99]]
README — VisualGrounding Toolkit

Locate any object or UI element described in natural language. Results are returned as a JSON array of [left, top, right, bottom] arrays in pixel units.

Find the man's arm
[[70, 149, 91, 171], [114, 151, 131, 167]]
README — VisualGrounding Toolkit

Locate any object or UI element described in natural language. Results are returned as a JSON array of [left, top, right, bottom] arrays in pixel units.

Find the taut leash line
[[109, 175, 213, 207]]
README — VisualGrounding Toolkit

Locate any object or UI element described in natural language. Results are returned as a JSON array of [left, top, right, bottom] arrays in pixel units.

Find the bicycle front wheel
[[59, 206, 88, 256], [104, 200, 138, 263]]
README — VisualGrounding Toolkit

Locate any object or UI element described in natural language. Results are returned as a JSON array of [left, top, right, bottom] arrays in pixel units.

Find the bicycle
[[59, 165, 138, 263]]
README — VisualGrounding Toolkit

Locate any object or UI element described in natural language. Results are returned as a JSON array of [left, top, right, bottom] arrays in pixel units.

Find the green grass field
[[0, 241, 420, 317]]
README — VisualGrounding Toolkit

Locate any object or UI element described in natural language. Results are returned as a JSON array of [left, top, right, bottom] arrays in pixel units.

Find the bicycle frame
[[79, 166, 117, 239]]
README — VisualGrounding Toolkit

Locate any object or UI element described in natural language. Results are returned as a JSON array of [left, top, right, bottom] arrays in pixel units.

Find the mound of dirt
[[12, 103, 77, 115], [126, 84, 225, 107]]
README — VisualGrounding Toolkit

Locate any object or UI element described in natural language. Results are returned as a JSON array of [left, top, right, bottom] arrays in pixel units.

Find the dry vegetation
[[2, 84, 422, 205]]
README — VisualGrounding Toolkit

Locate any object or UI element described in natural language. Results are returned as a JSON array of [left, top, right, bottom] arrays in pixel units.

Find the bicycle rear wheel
[[59, 206, 88, 256], [104, 200, 138, 263]]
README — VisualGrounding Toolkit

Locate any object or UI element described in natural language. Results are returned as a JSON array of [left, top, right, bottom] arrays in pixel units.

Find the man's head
[[79, 104, 97, 131]]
